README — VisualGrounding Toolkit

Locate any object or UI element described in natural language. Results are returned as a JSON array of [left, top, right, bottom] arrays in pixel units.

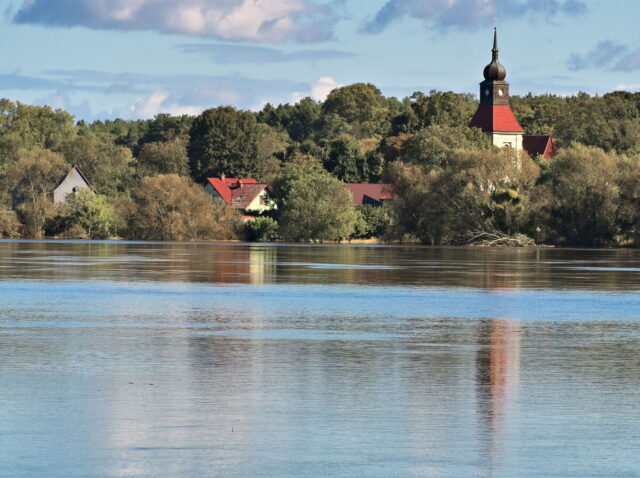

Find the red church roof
[[523, 135, 558, 159], [469, 104, 524, 133]]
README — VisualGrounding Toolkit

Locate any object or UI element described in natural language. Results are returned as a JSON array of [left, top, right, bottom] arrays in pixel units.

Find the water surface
[[1, 241, 639, 477]]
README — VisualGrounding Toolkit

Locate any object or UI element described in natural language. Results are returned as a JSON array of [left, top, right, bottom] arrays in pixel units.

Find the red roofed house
[[522, 135, 558, 160], [469, 29, 557, 159], [345, 184, 394, 207], [204, 176, 276, 215]]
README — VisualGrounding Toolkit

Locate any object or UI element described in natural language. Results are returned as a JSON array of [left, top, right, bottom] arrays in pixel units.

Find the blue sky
[[1, 0, 639, 121]]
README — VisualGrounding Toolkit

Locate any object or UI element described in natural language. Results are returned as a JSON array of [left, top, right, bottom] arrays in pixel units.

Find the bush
[[0, 208, 20, 238], [351, 205, 395, 239], [125, 174, 241, 241], [245, 216, 278, 242], [55, 190, 122, 239]]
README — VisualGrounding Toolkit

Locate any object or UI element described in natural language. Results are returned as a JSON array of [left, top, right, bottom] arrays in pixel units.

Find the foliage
[[8, 148, 69, 238], [124, 174, 241, 241], [388, 149, 539, 244], [57, 131, 135, 195], [0, 207, 20, 238], [322, 83, 390, 138], [274, 159, 357, 242], [188, 106, 282, 181], [392, 90, 477, 134], [397, 125, 491, 168], [351, 205, 395, 239], [530, 144, 621, 247], [3, 87, 640, 246], [138, 138, 189, 177], [616, 154, 640, 246], [50, 190, 122, 239], [245, 217, 279, 242]]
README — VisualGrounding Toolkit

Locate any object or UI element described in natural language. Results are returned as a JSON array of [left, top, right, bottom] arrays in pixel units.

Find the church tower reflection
[[475, 318, 522, 471]]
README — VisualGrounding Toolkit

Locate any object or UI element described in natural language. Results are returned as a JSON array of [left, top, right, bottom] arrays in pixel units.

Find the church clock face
[[498, 88, 504, 97], [485, 89, 490, 96]]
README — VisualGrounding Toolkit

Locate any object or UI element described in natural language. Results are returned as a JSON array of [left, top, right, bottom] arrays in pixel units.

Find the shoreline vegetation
[[2, 86, 640, 248]]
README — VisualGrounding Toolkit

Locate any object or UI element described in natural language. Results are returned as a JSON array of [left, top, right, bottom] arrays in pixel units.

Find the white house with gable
[[53, 166, 95, 204]]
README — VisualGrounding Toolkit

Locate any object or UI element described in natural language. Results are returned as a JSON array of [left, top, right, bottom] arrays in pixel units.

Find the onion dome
[[483, 28, 506, 81]]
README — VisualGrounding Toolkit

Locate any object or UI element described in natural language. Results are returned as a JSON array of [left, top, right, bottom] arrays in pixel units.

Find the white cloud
[[125, 91, 203, 119], [615, 84, 640, 91], [311, 76, 340, 100], [291, 76, 341, 102], [14, 0, 335, 43]]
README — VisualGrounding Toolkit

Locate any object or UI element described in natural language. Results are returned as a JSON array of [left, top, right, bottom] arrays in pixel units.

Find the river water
[[1, 241, 639, 477]]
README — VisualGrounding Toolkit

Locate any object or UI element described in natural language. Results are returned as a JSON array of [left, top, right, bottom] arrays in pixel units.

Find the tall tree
[[532, 144, 621, 246], [9, 148, 68, 238], [188, 106, 264, 181], [57, 131, 135, 195], [273, 155, 358, 242], [137, 138, 189, 177], [125, 174, 241, 241], [322, 83, 390, 138]]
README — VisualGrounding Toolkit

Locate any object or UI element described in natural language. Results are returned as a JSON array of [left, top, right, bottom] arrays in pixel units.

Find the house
[[204, 176, 276, 215], [345, 183, 394, 207], [53, 166, 94, 204], [522, 135, 558, 160], [469, 29, 557, 159]]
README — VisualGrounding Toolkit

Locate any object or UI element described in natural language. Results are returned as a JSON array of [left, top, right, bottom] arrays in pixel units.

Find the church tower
[[469, 29, 524, 151]]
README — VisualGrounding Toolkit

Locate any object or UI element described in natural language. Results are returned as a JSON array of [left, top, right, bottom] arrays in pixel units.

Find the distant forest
[[1, 84, 640, 246]]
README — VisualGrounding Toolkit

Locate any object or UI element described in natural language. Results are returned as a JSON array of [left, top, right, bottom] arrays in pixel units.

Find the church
[[469, 29, 557, 160]]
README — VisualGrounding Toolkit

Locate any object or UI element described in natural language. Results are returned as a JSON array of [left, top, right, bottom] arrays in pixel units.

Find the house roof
[[55, 165, 95, 193], [231, 183, 268, 209], [223, 178, 258, 185], [345, 184, 394, 206], [206, 178, 232, 204], [523, 135, 557, 159], [469, 104, 524, 133], [206, 177, 268, 209]]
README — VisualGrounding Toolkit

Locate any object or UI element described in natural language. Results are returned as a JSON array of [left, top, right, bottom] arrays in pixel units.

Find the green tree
[[53, 190, 122, 239], [245, 216, 279, 242], [322, 83, 390, 138], [532, 144, 621, 246], [401, 91, 477, 133], [125, 174, 241, 241], [388, 149, 539, 244], [57, 131, 135, 195], [9, 148, 69, 238], [617, 154, 640, 246], [138, 138, 189, 177], [323, 134, 366, 182], [188, 106, 265, 181], [351, 204, 395, 239], [278, 166, 357, 242], [399, 125, 491, 169], [0, 207, 20, 238]]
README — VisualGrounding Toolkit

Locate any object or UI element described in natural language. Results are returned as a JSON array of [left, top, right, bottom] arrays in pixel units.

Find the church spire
[[492, 27, 499, 58], [484, 28, 506, 81], [469, 28, 524, 138]]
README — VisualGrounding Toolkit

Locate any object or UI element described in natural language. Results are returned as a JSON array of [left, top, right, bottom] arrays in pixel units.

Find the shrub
[[245, 217, 278, 242]]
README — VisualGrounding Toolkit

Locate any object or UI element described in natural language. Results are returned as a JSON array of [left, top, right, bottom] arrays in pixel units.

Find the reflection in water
[[1, 241, 640, 477], [2, 240, 640, 289], [476, 319, 522, 474]]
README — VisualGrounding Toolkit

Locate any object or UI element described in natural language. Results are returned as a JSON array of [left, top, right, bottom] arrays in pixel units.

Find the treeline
[[1, 85, 640, 246]]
